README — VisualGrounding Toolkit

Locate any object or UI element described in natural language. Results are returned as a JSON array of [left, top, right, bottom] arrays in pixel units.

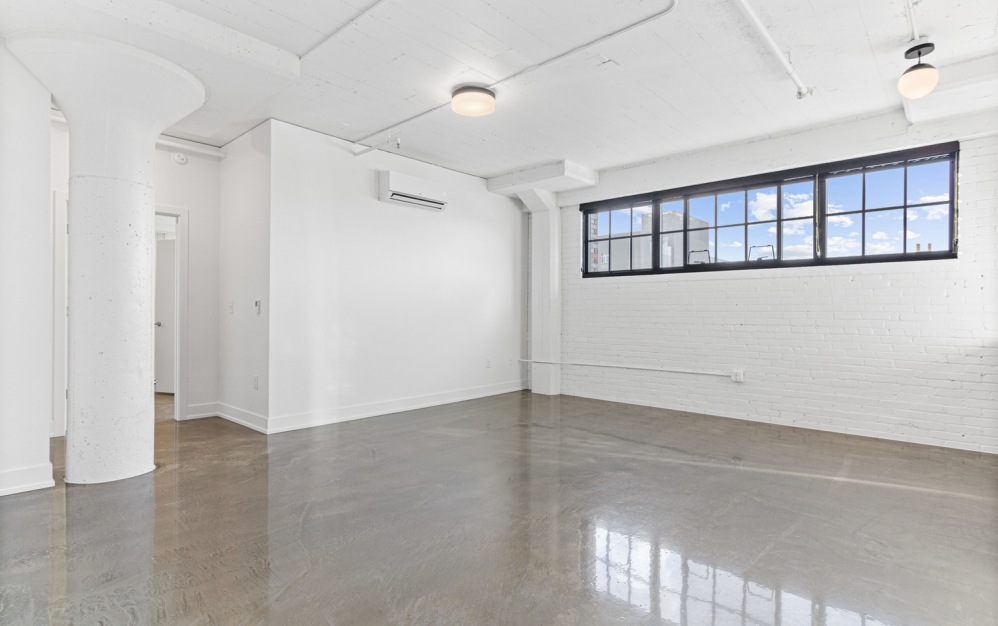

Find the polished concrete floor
[[1, 392, 996, 625]]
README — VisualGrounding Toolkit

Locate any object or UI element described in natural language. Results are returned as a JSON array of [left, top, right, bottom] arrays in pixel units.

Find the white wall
[[557, 110, 997, 453], [0, 45, 55, 496], [264, 120, 526, 432], [218, 122, 272, 429], [51, 120, 221, 423], [153, 144, 220, 415]]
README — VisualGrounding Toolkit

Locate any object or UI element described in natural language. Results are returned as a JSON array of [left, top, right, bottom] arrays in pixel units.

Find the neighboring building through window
[[581, 143, 957, 277]]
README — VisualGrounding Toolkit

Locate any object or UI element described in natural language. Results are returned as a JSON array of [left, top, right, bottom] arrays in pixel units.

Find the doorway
[[155, 214, 179, 421]]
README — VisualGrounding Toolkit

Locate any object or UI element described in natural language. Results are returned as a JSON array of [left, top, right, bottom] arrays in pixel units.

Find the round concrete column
[[7, 33, 205, 484]]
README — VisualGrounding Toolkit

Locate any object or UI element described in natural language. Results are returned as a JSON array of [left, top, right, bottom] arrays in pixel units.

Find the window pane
[[588, 240, 609, 272], [610, 238, 631, 271], [687, 229, 712, 264], [907, 160, 950, 205], [825, 212, 862, 258], [782, 219, 814, 260], [748, 186, 777, 222], [661, 200, 684, 232], [589, 211, 610, 239], [716, 225, 745, 262], [660, 232, 684, 268], [865, 209, 904, 255], [717, 191, 745, 226], [906, 204, 950, 253], [632, 235, 652, 269], [782, 180, 814, 218], [865, 167, 904, 209], [587, 213, 606, 240], [826, 174, 862, 214], [689, 195, 715, 228], [610, 208, 631, 235], [632, 204, 652, 234], [747, 223, 777, 261]]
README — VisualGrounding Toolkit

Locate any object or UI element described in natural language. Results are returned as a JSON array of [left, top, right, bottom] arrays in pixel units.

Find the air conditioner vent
[[379, 171, 448, 211]]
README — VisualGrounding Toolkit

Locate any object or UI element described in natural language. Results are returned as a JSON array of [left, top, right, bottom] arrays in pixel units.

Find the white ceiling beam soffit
[[487, 161, 598, 198], [902, 53, 998, 125], [348, 0, 681, 152]]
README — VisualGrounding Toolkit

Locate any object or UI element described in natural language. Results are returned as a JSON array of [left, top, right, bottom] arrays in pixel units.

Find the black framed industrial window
[[581, 142, 958, 277]]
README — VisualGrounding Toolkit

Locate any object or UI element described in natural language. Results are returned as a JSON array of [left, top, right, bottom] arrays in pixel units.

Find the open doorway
[[155, 214, 179, 422]]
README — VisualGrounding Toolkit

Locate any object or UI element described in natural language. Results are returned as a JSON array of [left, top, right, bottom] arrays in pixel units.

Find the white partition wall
[[0, 42, 55, 496]]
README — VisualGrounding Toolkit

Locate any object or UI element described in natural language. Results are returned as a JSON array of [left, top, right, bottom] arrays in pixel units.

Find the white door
[[154, 238, 176, 393]]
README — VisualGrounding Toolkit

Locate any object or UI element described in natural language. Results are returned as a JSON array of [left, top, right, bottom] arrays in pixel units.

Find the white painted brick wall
[[559, 125, 997, 453]]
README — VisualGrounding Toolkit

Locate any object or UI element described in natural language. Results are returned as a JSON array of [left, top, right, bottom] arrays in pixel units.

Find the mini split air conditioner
[[378, 170, 448, 211]]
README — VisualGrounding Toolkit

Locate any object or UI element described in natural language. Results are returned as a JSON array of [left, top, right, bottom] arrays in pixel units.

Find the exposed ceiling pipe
[[904, 0, 921, 42], [730, 0, 812, 99], [351, 0, 681, 148], [301, 0, 392, 61]]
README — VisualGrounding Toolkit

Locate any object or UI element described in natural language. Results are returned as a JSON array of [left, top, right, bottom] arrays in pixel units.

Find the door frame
[[156, 206, 190, 422]]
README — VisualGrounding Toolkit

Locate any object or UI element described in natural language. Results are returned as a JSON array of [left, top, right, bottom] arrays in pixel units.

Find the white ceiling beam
[[904, 53, 998, 125], [487, 160, 598, 198]]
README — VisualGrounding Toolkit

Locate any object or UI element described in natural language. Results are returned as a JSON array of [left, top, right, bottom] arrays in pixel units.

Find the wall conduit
[[520, 359, 732, 378]]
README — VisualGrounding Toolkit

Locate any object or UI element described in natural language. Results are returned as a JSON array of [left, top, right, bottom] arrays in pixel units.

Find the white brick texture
[[560, 133, 998, 453]]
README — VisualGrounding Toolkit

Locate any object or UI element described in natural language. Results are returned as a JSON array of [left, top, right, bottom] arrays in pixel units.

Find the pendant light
[[451, 86, 496, 117], [897, 42, 939, 100]]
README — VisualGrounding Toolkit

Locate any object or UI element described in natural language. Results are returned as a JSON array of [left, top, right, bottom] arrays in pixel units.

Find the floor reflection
[[1, 392, 996, 624], [585, 522, 892, 625]]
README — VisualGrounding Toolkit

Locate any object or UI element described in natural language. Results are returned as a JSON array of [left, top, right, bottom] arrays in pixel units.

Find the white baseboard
[[183, 402, 220, 420], [216, 403, 269, 434], [266, 379, 527, 434], [0, 463, 55, 497]]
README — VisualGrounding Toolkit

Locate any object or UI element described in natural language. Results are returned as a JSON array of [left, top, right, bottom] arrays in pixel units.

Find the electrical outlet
[[731, 370, 745, 383], [508, 355, 514, 366], [228, 302, 234, 314], [485, 359, 492, 368], [253, 375, 259, 390]]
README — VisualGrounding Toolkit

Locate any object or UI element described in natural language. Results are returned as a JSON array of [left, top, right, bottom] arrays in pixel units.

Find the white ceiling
[[3, 0, 996, 178]]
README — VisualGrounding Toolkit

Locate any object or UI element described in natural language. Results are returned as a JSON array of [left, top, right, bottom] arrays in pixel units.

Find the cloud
[[872, 231, 889, 240], [768, 226, 777, 234], [924, 205, 949, 220], [720, 202, 731, 210], [827, 215, 854, 228], [749, 191, 777, 221], [827, 202, 845, 213], [907, 210, 918, 222], [906, 230, 919, 239], [919, 193, 949, 203], [783, 192, 814, 219], [783, 222, 807, 235], [868, 242, 898, 254], [783, 244, 813, 258], [827, 236, 861, 254], [721, 241, 743, 247], [784, 200, 813, 219]]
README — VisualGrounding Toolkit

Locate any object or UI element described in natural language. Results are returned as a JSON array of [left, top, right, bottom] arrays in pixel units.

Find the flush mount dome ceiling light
[[451, 86, 496, 116], [897, 42, 939, 100]]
